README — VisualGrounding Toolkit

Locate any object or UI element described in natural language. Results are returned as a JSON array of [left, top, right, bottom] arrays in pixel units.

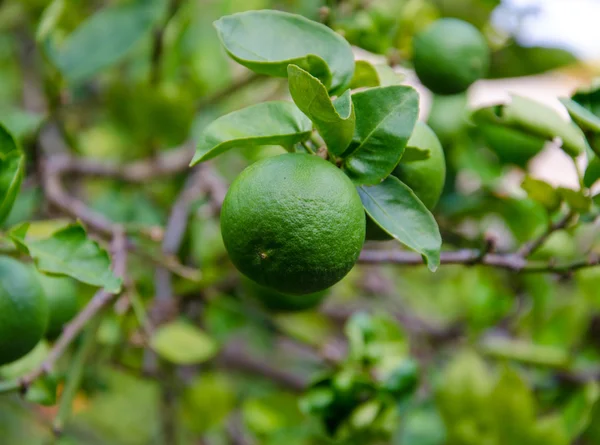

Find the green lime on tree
[[37, 273, 79, 340], [366, 122, 446, 240], [0, 257, 48, 366], [242, 277, 329, 312], [221, 153, 365, 295], [412, 18, 490, 95]]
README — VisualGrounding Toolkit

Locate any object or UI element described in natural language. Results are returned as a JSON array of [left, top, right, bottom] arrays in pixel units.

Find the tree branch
[[358, 248, 600, 274], [517, 211, 575, 258]]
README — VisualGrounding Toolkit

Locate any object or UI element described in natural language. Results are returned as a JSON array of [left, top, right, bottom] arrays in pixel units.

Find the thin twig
[[218, 342, 308, 392], [358, 248, 600, 274], [517, 211, 575, 258]]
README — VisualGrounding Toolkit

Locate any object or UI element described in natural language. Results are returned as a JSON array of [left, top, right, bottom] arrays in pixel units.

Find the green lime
[[394, 122, 446, 209], [0, 257, 48, 366], [413, 18, 490, 95], [37, 273, 79, 340], [366, 122, 445, 240], [221, 153, 365, 295], [426, 93, 469, 147], [242, 277, 328, 312]]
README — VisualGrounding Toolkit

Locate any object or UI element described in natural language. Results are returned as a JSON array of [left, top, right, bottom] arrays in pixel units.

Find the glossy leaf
[[214, 10, 354, 93], [473, 95, 587, 157], [44, 0, 164, 83], [0, 123, 25, 225], [190, 101, 312, 165], [9, 222, 122, 293], [344, 86, 419, 185], [151, 320, 218, 365], [287, 65, 354, 156], [358, 176, 441, 270], [349, 60, 403, 89]]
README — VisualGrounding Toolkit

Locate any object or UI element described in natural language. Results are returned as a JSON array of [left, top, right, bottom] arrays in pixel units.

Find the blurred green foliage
[[0, 0, 599, 444]]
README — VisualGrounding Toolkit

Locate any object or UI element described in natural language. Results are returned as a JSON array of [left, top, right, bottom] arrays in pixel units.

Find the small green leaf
[[349, 60, 403, 89], [151, 320, 218, 365], [44, 0, 165, 83], [473, 95, 587, 157], [344, 85, 419, 185], [191, 101, 312, 165], [521, 176, 561, 212], [214, 10, 354, 93], [9, 223, 122, 293], [358, 176, 441, 270], [0, 124, 25, 225], [36, 0, 66, 42], [562, 382, 599, 439], [585, 154, 600, 188], [557, 187, 591, 213], [561, 97, 600, 134], [287, 65, 355, 156], [26, 375, 58, 406]]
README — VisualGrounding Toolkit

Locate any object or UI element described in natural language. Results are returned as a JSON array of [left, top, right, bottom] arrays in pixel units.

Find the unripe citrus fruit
[[242, 277, 328, 312], [366, 122, 445, 240], [413, 18, 489, 95], [37, 273, 79, 339], [0, 257, 48, 366], [221, 153, 365, 295]]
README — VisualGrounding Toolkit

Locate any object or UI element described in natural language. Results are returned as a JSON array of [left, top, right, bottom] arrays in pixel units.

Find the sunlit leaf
[[151, 320, 218, 365], [191, 101, 312, 165], [288, 65, 355, 155], [344, 86, 419, 185], [358, 176, 441, 270], [9, 223, 122, 293], [214, 10, 354, 93]]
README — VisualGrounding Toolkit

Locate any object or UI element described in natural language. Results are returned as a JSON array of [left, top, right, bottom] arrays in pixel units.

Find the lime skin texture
[[221, 153, 366, 295]]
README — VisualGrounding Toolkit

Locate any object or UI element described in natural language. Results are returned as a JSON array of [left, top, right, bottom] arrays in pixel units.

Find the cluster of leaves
[[193, 9, 442, 268]]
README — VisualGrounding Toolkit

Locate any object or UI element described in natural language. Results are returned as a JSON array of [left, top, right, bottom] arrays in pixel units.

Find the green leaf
[[560, 97, 600, 135], [557, 187, 591, 213], [9, 223, 122, 293], [585, 154, 600, 188], [343, 86, 419, 185], [36, 0, 66, 42], [26, 375, 58, 406], [562, 382, 599, 439], [214, 10, 354, 93], [151, 320, 218, 365], [521, 176, 561, 212], [190, 101, 312, 165], [0, 123, 25, 225], [349, 60, 403, 89], [358, 176, 441, 270], [480, 337, 570, 368], [44, 0, 165, 83], [287, 65, 355, 156], [490, 366, 536, 442], [473, 95, 587, 157]]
